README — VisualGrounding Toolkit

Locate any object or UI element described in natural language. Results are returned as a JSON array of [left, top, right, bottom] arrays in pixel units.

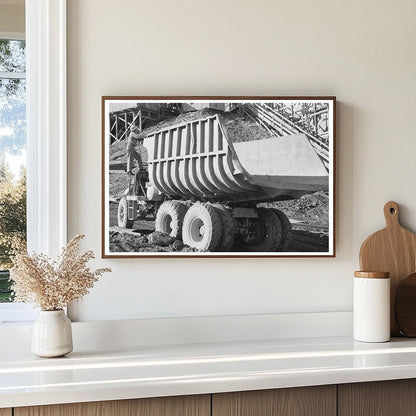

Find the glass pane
[[0, 270, 12, 302], [0, 77, 26, 302], [0, 78, 26, 154], [0, 39, 25, 73]]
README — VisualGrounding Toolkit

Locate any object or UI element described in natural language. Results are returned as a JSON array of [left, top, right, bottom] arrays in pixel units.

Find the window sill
[[0, 303, 36, 324]]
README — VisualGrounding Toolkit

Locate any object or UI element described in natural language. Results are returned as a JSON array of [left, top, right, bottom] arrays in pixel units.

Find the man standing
[[126, 127, 143, 174]]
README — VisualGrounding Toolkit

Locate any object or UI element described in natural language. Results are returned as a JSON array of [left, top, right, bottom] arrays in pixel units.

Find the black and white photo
[[102, 97, 335, 257]]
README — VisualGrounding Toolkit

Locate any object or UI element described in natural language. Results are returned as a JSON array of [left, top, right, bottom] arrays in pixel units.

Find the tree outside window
[[0, 38, 27, 302]]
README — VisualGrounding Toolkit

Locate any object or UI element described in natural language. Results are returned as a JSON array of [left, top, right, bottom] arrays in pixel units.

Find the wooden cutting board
[[359, 201, 416, 336]]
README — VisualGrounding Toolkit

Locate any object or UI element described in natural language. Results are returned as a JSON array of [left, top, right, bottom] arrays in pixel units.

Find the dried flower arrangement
[[10, 234, 111, 311]]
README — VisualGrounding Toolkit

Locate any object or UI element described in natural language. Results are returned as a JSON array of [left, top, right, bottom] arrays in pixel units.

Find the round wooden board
[[395, 272, 416, 337]]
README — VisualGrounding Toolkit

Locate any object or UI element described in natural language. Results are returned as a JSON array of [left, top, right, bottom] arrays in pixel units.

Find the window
[[0, 1, 67, 323], [0, 33, 34, 322], [0, 36, 26, 298]]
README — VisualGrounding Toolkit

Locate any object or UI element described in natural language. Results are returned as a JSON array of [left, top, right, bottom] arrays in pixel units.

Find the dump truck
[[117, 113, 328, 252]]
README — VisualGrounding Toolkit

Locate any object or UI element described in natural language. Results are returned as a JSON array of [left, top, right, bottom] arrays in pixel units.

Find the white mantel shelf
[[2, 335, 416, 409]]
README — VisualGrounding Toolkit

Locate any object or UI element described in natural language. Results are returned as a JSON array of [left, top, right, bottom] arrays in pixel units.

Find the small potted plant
[[10, 234, 111, 357]]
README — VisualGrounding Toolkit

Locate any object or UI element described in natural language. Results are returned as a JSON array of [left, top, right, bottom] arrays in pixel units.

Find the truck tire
[[182, 203, 222, 251], [117, 197, 134, 229], [246, 208, 282, 252], [271, 209, 292, 251], [181, 201, 193, 209], [213, 204, 235, 252], [155, 200, 187, 238]]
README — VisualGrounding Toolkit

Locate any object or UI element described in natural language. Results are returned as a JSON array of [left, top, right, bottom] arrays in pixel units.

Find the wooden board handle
[[384, 201, 400, 228]]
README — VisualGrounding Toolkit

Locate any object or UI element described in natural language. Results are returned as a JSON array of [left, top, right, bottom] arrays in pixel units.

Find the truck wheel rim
[[190, 218, 204, 242], [161, 214, 173, 234]]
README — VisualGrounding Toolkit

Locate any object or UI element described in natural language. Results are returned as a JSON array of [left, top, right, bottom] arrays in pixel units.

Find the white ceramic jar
[[353, 271, 390, 343], [31, 310, 73, 357]]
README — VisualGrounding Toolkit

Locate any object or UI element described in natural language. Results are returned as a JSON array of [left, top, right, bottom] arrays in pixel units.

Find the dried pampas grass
[[10, 234, 111, 311]]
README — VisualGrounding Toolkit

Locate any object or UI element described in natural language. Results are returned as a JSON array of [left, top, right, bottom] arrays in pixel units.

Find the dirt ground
[[260, 191, 329, 231], [109, 229, 199, 253], [221, 113, 272, 143], [109, 204, 198, 253]]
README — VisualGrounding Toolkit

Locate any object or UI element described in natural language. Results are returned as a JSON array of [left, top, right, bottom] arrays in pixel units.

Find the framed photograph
[[102, 96, 336, 258]]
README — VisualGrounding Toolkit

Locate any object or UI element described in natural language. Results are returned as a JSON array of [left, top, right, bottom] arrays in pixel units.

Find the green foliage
[[0, 39, 25, 70], [0, 39, 25, 97], [0, 160, 26, 270], [0, 270, 13, 302]]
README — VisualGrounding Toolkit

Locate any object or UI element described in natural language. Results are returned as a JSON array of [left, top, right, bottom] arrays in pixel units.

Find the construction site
[[106, 101, 332, 255]]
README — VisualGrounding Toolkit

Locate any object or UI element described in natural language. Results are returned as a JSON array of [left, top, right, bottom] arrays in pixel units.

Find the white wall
[[67, 0, 416, 322]]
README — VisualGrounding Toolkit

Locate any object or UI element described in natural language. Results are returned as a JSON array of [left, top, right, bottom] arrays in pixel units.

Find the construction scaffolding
[[108, 103, 180, 144], [241, 103, 330, 168]]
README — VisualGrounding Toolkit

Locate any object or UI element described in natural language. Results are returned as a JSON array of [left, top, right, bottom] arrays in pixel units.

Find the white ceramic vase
[[31, 310, 73, 357]]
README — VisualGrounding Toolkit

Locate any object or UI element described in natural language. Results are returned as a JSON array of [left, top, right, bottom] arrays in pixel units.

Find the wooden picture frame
[[102, 96, 336, 258]]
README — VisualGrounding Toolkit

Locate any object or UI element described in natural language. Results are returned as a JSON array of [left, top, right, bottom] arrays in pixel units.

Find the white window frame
[[0, 30, 33, 323], [26, 0, 67, 257], [0, 0, 67, 324]]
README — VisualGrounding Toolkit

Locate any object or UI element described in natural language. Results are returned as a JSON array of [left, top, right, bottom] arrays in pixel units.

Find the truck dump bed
[[142, 114, 328, 203]]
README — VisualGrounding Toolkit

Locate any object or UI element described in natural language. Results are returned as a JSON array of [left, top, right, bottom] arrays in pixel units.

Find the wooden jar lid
[[354, 271, 390, 279]]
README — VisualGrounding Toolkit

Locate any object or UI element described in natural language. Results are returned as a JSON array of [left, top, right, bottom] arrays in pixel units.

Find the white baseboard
[[0, 311, 352, 353]]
